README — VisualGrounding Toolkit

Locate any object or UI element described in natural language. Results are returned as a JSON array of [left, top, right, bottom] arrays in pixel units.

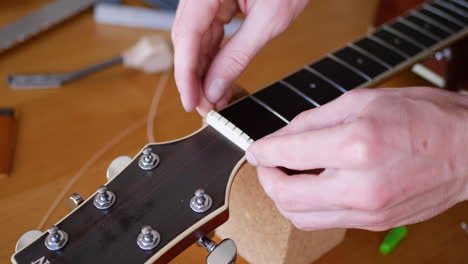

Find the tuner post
[[138, 147, 160, 170], [44, 226, 68, 251], [190, 188, 213, 213], [93, 186, 116, 210], [137, 225, 160, 250]]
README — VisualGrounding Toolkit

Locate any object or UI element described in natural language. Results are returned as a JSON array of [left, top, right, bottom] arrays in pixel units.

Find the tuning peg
[[67, 193, 84, 211], [106, 156, 132, 181], [198, 236, 237, 264], [15, 230, 43, 253]]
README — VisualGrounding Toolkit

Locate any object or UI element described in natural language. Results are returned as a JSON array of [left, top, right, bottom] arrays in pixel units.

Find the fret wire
[[249, 95, 290, 124], [437, 0, 468, 16], [395, 17, 442, 41], [404, 14, 452, 39], [278, 79, 321, 107], [348, 43, 392, 69], [430, 2, 468, 24], [449, 0, 468, 9], [304, 66, 347, 93], [410, 10, 457, 33], [422, 4, 466, 27], [367, 35, 410, 58], [328, 54, 371, 81], [211, 0, 467, 145]]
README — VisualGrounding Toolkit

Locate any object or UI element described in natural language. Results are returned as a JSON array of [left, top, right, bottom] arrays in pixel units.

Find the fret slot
[[428, 3, 468, 24], [219, 97, 287, 140], [404, 14, 452, 38], [374, 28, 423, 56], [416, 8, 463, 31], [309, 57, 368, 91], [389, 22, 437, 47], [354, 37, 406, 67], [253, 82, 315, 121], [283, 69, 344, 105], [334, 46, 389, 78]]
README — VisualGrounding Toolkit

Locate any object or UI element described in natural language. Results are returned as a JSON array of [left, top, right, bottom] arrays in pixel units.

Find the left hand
[[246, 87, 468, 231]]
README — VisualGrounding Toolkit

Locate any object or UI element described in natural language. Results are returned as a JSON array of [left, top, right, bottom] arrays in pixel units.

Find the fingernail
[[196, 106, 209, 117], [245, 151, 258, 166], [206, 78, 228, 103], [181, 96, 193, 112]]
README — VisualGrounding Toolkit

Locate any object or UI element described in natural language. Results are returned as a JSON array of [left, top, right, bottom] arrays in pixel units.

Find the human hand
[[246, 87, 468, 231], [172, 0, 310, 115]]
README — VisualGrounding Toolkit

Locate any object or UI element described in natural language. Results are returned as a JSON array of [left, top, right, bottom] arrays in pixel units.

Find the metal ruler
[[0, 0, 100, 53]]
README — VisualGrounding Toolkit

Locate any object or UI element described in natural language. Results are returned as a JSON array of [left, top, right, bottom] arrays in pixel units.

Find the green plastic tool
[[380, 226, 408, 255]]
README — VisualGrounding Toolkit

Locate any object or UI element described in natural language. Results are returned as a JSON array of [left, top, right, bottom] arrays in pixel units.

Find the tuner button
[[93, 186, 116, 210], [15, 230, 43, 253], [67, 193, 84, 211], [45, 226, 68, 251], [106, 156, 132, 181], [138, 147, 160, 170], [137, 225, 160, 250], [190, 188, 213, 213], [199, 237, 237, 264]]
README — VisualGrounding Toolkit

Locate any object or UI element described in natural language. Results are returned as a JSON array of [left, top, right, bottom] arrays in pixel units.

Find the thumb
[[203, 8, 288, 104]]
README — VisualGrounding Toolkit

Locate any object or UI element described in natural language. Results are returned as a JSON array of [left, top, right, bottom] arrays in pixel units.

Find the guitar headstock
[[12, 126, 245, 264]]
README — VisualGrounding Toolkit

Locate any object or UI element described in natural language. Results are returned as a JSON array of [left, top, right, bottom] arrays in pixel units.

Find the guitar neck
[[207, 0, 468, 150]]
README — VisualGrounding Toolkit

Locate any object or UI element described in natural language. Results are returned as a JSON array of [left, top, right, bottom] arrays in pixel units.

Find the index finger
[[172, 0, 220, 112], [247, 121, 364, 170]]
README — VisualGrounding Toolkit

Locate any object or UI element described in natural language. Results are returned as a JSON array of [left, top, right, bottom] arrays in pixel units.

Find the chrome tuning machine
[[198, 236, 237, 264]]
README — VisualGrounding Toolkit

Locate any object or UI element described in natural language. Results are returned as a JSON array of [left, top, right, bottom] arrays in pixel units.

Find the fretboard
[[206, 0, 468, 151]]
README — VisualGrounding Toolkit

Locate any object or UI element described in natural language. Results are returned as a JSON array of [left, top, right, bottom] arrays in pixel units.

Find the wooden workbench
[[1, 0, 467, 263]]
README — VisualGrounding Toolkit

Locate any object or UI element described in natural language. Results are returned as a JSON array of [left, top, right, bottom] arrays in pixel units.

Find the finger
[[257, 167, 350, 212], [196, 91, 214, 117], [172, 0, 221, 112], [215, 85, 232, 110], [248, 122, 358, 170], [277, 208, 360, 230], [203, 5, 286, 104]]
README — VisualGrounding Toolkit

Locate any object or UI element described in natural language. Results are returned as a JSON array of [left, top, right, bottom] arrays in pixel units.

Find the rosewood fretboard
[[212, 0, 468, 145]]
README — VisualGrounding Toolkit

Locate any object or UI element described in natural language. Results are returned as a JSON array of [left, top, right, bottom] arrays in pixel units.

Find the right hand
[[246, 87, 468, 231], [171, 0, 310, 115]]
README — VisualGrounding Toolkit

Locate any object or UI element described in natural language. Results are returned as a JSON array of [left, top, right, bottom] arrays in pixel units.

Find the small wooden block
[[0, 108, 16, 177], [216, 163, 346, 264]]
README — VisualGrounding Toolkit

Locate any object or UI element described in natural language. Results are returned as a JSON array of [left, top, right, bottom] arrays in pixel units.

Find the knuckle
[[291, 110, 311, 125], [341, 88, 370, 100], [223, 50, 252, 76], [354, 182, 392, 211], [344, 119, 382, 168]]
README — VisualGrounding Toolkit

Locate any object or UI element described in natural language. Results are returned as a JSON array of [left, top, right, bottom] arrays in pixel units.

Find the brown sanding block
[[0, 108, 16, 177]]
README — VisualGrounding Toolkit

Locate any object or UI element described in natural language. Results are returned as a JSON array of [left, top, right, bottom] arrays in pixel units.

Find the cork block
[[216, 163, 346, 264]]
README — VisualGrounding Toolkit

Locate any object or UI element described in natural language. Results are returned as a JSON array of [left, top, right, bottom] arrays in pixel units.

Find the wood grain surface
[[1, 0, 468, 263]]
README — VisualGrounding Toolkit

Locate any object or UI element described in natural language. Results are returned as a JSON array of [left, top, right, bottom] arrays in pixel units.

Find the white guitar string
[[37, 71, 171, 230], [147, 71, 170, 143]]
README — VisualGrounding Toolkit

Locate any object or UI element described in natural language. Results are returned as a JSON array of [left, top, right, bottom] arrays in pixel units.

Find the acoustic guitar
[[11, 0, 468, 263]]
